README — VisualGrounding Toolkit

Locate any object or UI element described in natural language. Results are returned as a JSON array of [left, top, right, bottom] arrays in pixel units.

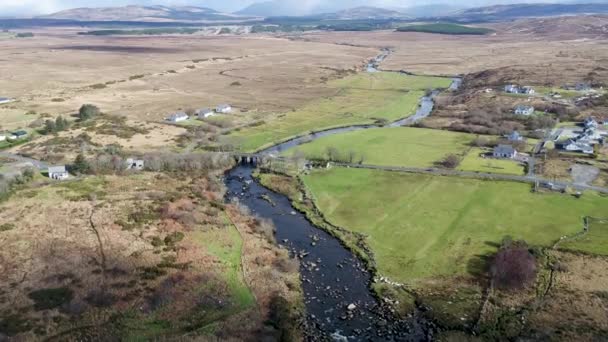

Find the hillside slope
[[39, 5, 245, 22]]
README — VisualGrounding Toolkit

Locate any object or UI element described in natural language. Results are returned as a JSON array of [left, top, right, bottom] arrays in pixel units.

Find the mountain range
[[34, 2, 608, 23], [39, 5, 250, 22]]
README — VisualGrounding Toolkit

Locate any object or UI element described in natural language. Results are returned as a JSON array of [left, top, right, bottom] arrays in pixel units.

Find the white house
[[514, 105, 535, 116], [507, 131, 523, 141], [563, 140, 594, 154], [0, 97, 13, 105], [48, 166, 69, 180], [125, 158, 144, 171], [196, 108, 215, 119], [521, 86, 535, 95], [0, 135, 6, 142], [166, 112, 189, 123], [216, 104, 232, 114], [8, 130, 28, 141], [493, 145, 517, 159], [504, 84, 519, 93]]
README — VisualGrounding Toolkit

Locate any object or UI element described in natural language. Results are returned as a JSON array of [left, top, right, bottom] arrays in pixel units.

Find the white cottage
[[48, 166, 69, 180]]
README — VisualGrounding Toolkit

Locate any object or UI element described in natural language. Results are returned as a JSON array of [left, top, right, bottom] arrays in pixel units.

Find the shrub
[[0, 223, 15, 232], [491, 240, 537, 290], [164, 232, 185, 247], [79, 104, 100, 121], [439, 154, 460, 169], [28, 287, 74, 310], [70, 153, 91, 175]]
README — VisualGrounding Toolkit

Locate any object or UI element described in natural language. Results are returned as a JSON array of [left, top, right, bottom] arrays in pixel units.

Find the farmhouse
[[216, 104, 232, 114], [584, 117, 599, 129], [493, 144, 517, 159], [0, 134, 6, 142], [9, 130, 28, 140], [196, 108, 214, 119], [504, 84, 519, 93], [504, 85, 535, 95], [576, 82, 592, 92], [166, 112, 189, 123], [563, 139, 594, 154], [48, 166, 69, 180], [0, 97, 13, 105], [514, 105, 535, 116], [507, 131, 523, 141], [125, 158, 144, 171]]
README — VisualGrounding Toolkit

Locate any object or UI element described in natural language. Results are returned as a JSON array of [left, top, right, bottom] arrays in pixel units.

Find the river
[[224, 53, 462, 340]]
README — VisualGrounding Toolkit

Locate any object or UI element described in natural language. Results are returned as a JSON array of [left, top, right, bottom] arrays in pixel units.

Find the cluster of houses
[[47, 157, 145, 181], [166, 104, 232, 123], [504, 84, 535, 95], [559, 117, 605, 154], [0, 130, 28, 142], [563, 82, 592, 92]]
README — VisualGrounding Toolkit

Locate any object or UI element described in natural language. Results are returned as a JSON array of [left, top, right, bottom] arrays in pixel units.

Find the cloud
[[2, 0, 61, 15]]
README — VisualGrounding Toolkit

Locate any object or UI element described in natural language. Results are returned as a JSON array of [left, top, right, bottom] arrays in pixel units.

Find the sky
[[0, 0, 596, 16]]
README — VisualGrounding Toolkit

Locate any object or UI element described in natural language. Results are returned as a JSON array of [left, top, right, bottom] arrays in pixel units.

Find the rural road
[[0, 152, 48, 169], [332, 162, 608, 194]]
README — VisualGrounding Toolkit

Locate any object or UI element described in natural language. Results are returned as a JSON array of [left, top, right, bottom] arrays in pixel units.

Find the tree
[[55, 116, 68, 131], [491, 240, 537, 290], [79, 104, 100, 121], [439, 154, 460, 169], [43, 119, 56, 134], [71, 153, 91, 175]]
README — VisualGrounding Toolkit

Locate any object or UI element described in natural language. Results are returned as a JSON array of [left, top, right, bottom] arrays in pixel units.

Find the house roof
[[168, 112, 188, 119], [514, 105, 534, 111], [48, 166, 67, 173], [494, 144, 516, 154], [509, 131, 521, 138], [12, 130, 27, 136], [216, 104, 231, 109], [197, 108, 213, 114]]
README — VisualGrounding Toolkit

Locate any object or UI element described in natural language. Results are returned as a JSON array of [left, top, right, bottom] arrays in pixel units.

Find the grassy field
[[192, 220, 256, 311], [283, 127, 474, 167], [302, 168, 608, 283], [560, 218, 608, 256], [229, 73, 452, 152], [396, 23, 493, 35], [458, 147, 525, 175]]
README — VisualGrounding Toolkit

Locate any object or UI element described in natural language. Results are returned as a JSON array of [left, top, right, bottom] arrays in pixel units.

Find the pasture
[[283, 127, 474, 167], [230, 73, 452, 152], [302, 168, 608, 283], [458, 147, 525, 175]]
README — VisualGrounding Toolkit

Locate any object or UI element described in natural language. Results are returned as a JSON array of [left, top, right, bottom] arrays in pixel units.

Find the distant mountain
[[235, 1, 295, 17], [450, 3, 608, 22], [316, 7, 410, 20], [39, 5, 247, 22], [397, 4, 465, 18]]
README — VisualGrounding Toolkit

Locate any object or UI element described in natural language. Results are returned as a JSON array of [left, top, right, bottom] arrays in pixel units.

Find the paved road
[[0, 152, 48, 169], [332, 162, 608, 194]]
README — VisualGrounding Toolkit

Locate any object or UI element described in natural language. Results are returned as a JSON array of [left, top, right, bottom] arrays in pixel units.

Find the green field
[[396, 23, 493, 35], [283, 127, 474, 167], [229, 72, 452, 152], [458, 147, 525, 175], [192, 219, 255, 311], [302, 168, 608, 283], [560, 219, 608, 256]]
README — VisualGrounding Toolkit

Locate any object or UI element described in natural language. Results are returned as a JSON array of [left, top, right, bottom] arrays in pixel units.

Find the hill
[[491, 15, 608, 38], [449, 3, 608, 22], [317, 7, 410, 20], [39, 5, 245, 22]]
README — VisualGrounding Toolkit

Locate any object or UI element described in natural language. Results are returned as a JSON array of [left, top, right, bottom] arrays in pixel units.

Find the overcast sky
[[0, 0, 595, 16]]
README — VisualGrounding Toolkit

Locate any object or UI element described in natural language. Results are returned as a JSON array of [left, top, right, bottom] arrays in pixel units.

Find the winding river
[[225, 52, 462, 341]]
